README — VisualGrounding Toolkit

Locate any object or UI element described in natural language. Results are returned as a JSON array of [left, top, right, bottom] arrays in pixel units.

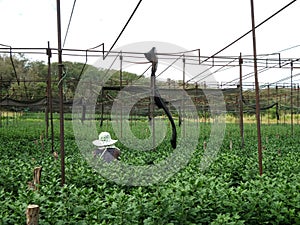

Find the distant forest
[[0, 53, 142, 101]]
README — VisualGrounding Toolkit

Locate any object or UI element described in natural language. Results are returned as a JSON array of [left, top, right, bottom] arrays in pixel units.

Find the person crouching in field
[[92, 132, 120, 163]]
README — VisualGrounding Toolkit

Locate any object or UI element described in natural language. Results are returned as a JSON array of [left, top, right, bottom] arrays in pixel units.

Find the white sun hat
[[92, 132, 118, 147]]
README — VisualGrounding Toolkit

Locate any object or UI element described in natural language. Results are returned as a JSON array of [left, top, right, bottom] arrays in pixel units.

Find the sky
[[0, 0, 300, 85]]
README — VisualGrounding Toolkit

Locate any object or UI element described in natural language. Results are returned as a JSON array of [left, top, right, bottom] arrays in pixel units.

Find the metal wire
[[63, 0, 77, 48], [186, 0, 298, 82], [104, 0, 143, 58]]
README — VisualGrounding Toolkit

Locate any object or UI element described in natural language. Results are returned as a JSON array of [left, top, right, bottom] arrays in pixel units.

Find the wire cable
[[156, 55, 183, 78], [195, 58, 238, 83], [105, 0, 143, 58], [186, 0, 298, 83], [63, 0, 77, 48]]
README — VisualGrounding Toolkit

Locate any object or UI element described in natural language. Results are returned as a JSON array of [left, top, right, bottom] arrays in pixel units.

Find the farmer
[[92, 132, 120, 163]]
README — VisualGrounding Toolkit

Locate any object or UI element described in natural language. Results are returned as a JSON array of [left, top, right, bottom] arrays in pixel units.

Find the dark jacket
[[93, 146, 120, 163]]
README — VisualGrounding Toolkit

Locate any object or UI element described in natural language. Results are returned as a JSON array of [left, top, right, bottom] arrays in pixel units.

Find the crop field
[[2, 0, 300, 224], [0, 118, 300, 225]]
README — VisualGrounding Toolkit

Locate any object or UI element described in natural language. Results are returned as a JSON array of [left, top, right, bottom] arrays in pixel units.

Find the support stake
[[26, 204, 40, 225], [290, 60, 294, 135], [56, 0, 65, 186], [239, 53, 244, 148], [250, 0, 263, 176]]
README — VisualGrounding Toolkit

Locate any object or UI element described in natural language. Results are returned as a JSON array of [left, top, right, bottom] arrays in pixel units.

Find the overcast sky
[[0, 0, 300, 84]]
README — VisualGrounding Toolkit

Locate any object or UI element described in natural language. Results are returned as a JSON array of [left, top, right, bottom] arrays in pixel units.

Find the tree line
[[0, 54, 141, 102]]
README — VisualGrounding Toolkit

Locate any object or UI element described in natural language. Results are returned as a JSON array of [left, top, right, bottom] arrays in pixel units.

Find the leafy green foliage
[[0, 120, 300, 224]]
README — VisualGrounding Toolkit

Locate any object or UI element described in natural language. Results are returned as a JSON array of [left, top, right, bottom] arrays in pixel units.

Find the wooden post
[[46, 42, 54, 153], [100, 89, 104, 127], [250, 0, 263, 176], [26, 204, 40, 225], [53, 151, 59, 160], [45, 42, 50, 139], [267, 84, 270, 125], [150, 64, 156, 150], [297, 85, 299, 125], [0, 76, 2, 128], [120, 53, 123, 138], [182, 55, 186, 137], [276, 85, 279, 125], [56, 0, 65, 187], [238, 53, 244, 148], [290, 61, 293, 135], [279, 92, 282, 124], [33, 167, 42, 190], [284, 94, 286, 125]]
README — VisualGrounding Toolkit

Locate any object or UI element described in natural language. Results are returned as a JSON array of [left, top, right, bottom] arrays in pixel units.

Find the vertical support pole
[[45, 45, 49, 138], [235, 95, 239, 123], [56, 0, 65, 186], [267, 84, 270, 125], [0, 76, 2, 128], [144, 47, 159, 149], [284, 94, 286, 125], [250, 0, 263, 176], [182, 55, 186, 137], [46, 42, 54, 153], [120, 53, 123, 138], [239, 53, 244, 148], [297, 85, 299, 125], [100, 88, 104, 127], [195, 82, 201, 122], [182, 55, 186, 90], [290, 60, 293, 135], [280, 92, 282, 124], [260, 90, 263, 125], [150, 63, 156, 150], [276, 85, 279, 125], [6, 85, 8, 126]]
